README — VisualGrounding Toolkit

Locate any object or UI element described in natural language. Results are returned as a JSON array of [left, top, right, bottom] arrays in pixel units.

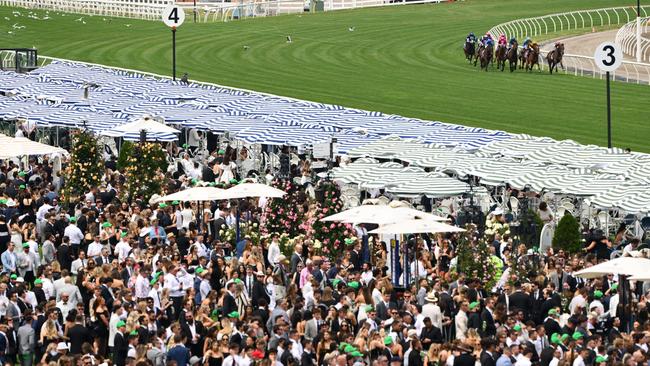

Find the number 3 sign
[[162, 5, 185, 28], [594, 42, 622, 72]]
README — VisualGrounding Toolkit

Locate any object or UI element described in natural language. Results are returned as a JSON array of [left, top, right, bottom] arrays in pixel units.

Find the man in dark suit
[[95, 248, 113, 266], [480, 338, 497, 366], [221, 282, 238, 316], [375, 292, 391, 321], [100, 278, 115, 309], [509, 282, 533, 321], [68, 315, 92, 355], [480, 298, 497, 338], [543, 309, 562, 338], [420, 317, 443, 348], [251, 271, 270, 308], [113, 320, 129, 366], [180, 311, 205, 356], [454, 345, 476, 366], [57, 236, 73, 272]]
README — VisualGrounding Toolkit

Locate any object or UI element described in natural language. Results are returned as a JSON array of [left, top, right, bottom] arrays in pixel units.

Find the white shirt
[[200, 279, 212, 301], [148, 287, 161, 310], [41, 278, 54, 300], [290, 339, 303, 361], [267, 241, 280, 265], [164, 273, 184, 297], [422, 303, 443, 329], [87, 241, 103, 258], [572, 355, 585, 366], [181, 209, 193, 229], [70, 258, 86, 275], [135, 275, 150, 299], [56, 300, 74, 319], [36, 204, 53, 221], [114, 240, 131, 262], [609, 293, 619, 317], [223, 355, 244, 366], [63, 224, 84, 245], [193, 242, 208, 258], [569, 295, 587, 315]]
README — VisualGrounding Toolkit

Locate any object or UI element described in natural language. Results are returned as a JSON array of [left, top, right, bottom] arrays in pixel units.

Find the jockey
[[466, 32, 476, 44], [522, 37, 532, 50], [508, 37, 517, 51], [498, 34, 507, 46]]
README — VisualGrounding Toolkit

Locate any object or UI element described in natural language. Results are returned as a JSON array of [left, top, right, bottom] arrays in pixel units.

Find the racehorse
[[505, 41, 518, 72], [479, 43, 493, 71], [494, 43, 507, 71], [464, 41, 476, 63], [546, 42, 565, 74], [524, 43, 541, 72]]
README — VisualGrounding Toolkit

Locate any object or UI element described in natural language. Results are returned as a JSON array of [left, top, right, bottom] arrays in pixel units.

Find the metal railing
[[0, 0, 444, 22], [616, 17, 650, 62], [488, 6, 650, 41]]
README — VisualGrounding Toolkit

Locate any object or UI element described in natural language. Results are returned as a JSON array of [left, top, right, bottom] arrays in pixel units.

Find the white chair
[[557, 207, 566, 218], [597, 211, 611, 233], [562, 202, 575, 212], [509, 196, 519, 216]]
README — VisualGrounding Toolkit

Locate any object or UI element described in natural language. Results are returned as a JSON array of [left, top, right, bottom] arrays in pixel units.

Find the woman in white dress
[[218, 152, 237, 184]]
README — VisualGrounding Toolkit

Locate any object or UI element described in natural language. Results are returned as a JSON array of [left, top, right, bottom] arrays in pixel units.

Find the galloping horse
[[505, 41, 518, 72], [479, 43, 493, 71], [525, 43, 541, 72], [494, 43, 507, 71], [546, 42, 565, 74], [464, 41, 476, 63]]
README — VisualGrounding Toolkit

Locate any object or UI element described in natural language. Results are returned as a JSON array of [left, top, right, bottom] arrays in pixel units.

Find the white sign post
[[162, 5, 185, 80], [593, 42, 622, 148]]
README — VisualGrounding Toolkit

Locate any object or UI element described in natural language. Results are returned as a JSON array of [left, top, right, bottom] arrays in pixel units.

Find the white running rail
[[0, 0, 444, 22], [616, 17, 650, 62], [487, 6, 650, 41]]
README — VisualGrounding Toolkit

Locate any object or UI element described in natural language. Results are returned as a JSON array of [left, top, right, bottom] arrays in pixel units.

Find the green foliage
[[62, 129, 103, 203], [455, 225, 498, 290], [117, 140, 134, 171], [262, 179, 305, 239], [122, 142, 167, 203], [552, 213, 582, 253]]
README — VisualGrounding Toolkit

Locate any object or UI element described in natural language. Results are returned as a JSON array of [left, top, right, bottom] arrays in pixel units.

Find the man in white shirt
[[56, 292, 75, 319], [267, 235, 281, 266], [455, 301, 469, 340], [198, 269, 212, 302], [164, 267, 184, 315], [63, 217, 84, 255], [422, 293, 443, 330], [87, 235, 103, 258], [70, 251, 87, 277], [114, 235, 132, 263], [222, 343, 244, 366], [135, 267, 151, 301], [192, 236, 208, 258]]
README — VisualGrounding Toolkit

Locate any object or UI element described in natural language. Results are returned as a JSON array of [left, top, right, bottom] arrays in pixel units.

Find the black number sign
[[168, 7, 179, 23], [602, 45, 616, 67]]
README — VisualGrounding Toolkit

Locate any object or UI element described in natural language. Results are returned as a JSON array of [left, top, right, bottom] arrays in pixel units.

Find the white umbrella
[[368, 219, 465, 234], [574, 257, 650, 279], [220, 183, 286, 199], [112, 118, 180, 135], [321, 205, 447, 224], [154, 187, 227, 202], [0, 136, 67, 158]]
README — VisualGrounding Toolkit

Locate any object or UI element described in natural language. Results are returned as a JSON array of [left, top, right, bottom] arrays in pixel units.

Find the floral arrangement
[[454, 224, 498, 290], [261, 179, 305, 239], [311, 182, 352, 258], [62, 129, 104, 203], [484, 215, 510, 238], [122, 142, 167, 203], [219, 221, 261, 246]]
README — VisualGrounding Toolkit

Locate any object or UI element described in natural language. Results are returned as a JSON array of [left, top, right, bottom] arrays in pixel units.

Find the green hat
[[548, 309, 558, 316], [120, 231, 128, 238], [595, 356, 608, 363], [365, 305, 374, 313], [34, 279, 43, 285], [69, 216, 76, 223], [218, 149, 225, 154], [129, 330, 138, 336], [572, 332, 584, 341], [350, 351, 364, 357], [182, 144, 189, 149], [10, 274, 17, 280], [211, 309, 219, 317], [229, 179, 238, 185], [116, 320, 126, 328], [551, 333, 560, 344], [383, 336, 392, 345], [347, 281, 359, 289], [344, 238, 355, 245], [469, 301, 480, 310], [611, 283, 618, 292], [191, 178, 198, 185], [159, 203, 168, 208], [172, 200, 180, 205], [17, 171, 26, 177], [560, 334, 569, 342], [209, 182, 217, 187], [149, 278, 157, 286], [227, 311, 239, 318], [332, 279, 343, 287], [593, 290, 603, 299], [513, 324, 522, 332], [233, 278, 243, 285], [21, 243, 29, 248], [18, 184, 25, 189], [196, 268, 205, 274], [0, 199, 7, 204], [344, 344, 356, 353], [102, 222, 112, 228]]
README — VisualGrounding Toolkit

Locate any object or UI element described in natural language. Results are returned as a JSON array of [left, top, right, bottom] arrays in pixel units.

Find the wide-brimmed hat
[[425, 292, 438, 302]]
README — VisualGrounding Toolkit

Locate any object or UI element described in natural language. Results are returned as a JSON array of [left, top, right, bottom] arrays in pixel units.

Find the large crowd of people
[[0, 139, 645, 366]]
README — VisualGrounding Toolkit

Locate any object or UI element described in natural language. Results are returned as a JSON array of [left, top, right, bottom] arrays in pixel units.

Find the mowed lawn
[[1, 0, 649, 151]]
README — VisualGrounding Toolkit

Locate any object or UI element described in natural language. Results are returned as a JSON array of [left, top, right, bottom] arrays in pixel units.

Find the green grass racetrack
[[1, 0, 649, 151]]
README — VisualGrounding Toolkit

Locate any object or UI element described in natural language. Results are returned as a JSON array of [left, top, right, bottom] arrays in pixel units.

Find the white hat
[[407, 329, 418, 338], [425, 292, 438, 303], [57, 342, 69, 351], [15, 277, 24, 283], [127, 349, 137, 359], [189, 356, 201, 365], [492, 207, 504, 215]]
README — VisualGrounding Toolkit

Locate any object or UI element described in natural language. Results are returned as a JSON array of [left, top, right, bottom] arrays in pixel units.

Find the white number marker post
[[162, 5, 185, 80], [594, 42, 622, 148]]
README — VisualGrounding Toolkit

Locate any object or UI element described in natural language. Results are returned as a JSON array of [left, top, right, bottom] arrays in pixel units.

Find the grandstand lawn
[[1, 0, 649, 151]]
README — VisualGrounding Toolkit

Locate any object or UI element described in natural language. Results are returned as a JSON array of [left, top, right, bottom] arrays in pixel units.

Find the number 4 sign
[[594, 42, 622, 72], [162, 5, 185, 28]]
